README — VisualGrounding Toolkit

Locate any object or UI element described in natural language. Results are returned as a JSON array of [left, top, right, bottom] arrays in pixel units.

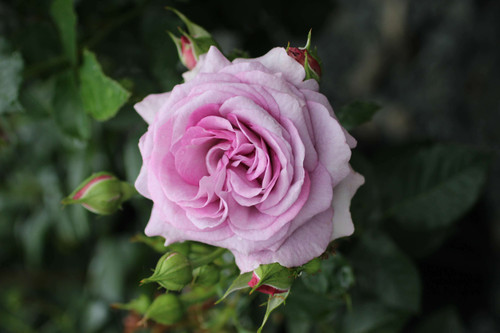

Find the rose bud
[[286, 30, 322, 81], [193, 264, 220, 287], [167, 8, 218, 70], [248, 263, 294, 296], [180, 36, 197, 70], [143, 293, 184, 326], [62, 172, 136, 215], [141, 252, 193, 291]]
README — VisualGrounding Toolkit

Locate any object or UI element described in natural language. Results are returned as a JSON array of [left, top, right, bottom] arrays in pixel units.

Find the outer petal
[[233, 208, 334, 272], [302, 89, 357, 148], [308, 99, 352, 186], [135, 131, 155, 198], [330, 169, 365, 240], [197, 46, 232, 74], [234, 47, 306, 85], [134, 92, 170, 124]]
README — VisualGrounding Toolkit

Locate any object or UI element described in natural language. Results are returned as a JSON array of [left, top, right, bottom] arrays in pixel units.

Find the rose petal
[[134, 92, 170, 124], [234, 47, 306, 84], [302, 89, 357, 148], [232, 208, 333, 272], [330, 169, 364, 240], [308, 99, 352, 186]]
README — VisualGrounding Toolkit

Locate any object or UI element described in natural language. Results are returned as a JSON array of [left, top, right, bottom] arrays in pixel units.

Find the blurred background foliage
[[0, 0, 498, 332]]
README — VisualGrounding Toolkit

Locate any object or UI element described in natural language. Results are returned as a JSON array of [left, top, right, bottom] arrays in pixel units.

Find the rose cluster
[[135, 46, 363, 272]]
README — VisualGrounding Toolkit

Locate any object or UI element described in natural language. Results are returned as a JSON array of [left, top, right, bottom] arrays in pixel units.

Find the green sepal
[[302, 30, 322, 82], [167, 30, 184, 65], [250, 263, 294, 294], [166, 7, 212, 38], [258, 291, 290, 333], [300, 257, 322, 275], [132, 234, 167, 253], [111, 294, 151, 315], [216, 272, 253, 304], [177, 27, 217, 59], [303, 51, 321, 82], [166, 8, 219, 69], [141, 252, 193, 291]]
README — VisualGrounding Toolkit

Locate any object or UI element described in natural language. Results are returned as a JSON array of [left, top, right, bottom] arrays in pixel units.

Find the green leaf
[[414, 306, 465, 333], [216, 272, 252, 303], [380, 144, 490, 230], [50, 0, 77, 65], [0, 38, 23, 114], [52, 71, 91, 141], [258, 291, 290, 333], [144, 293, 184, 325], [349, 231, 421, 313], [337, 101, 380, 131], [79, 49, 130, 121]]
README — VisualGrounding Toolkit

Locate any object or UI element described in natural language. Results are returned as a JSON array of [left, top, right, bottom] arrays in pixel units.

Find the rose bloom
[[135, 46, 364, 272]]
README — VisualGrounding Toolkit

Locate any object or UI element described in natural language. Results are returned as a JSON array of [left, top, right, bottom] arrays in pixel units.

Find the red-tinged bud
[[287, 47, 322, 78], [62, 172, 136, 215], [286, 30, 322, 82], [180, 36, 197, 70], [248, 272, 289, 296], [166, 8, 218, 71], [247, 263, 294, 296]]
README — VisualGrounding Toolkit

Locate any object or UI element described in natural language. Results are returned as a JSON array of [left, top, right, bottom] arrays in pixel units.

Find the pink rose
[[135, 46, 364, 272]]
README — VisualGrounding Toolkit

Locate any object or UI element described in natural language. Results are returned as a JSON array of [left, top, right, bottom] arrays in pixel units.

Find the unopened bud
[[167, 8, 218, 70], [141, 252, 193, 291], [287, 30, 322, 82], [180, 36, 197, 70], [193, 264, 220, 287], [143, 293, 184, 325], [248, 263, 294, 296], [62, 172, 136, 215]]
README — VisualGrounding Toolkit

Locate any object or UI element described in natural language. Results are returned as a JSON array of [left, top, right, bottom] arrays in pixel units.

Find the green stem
[[191, 248, 227, 269]]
